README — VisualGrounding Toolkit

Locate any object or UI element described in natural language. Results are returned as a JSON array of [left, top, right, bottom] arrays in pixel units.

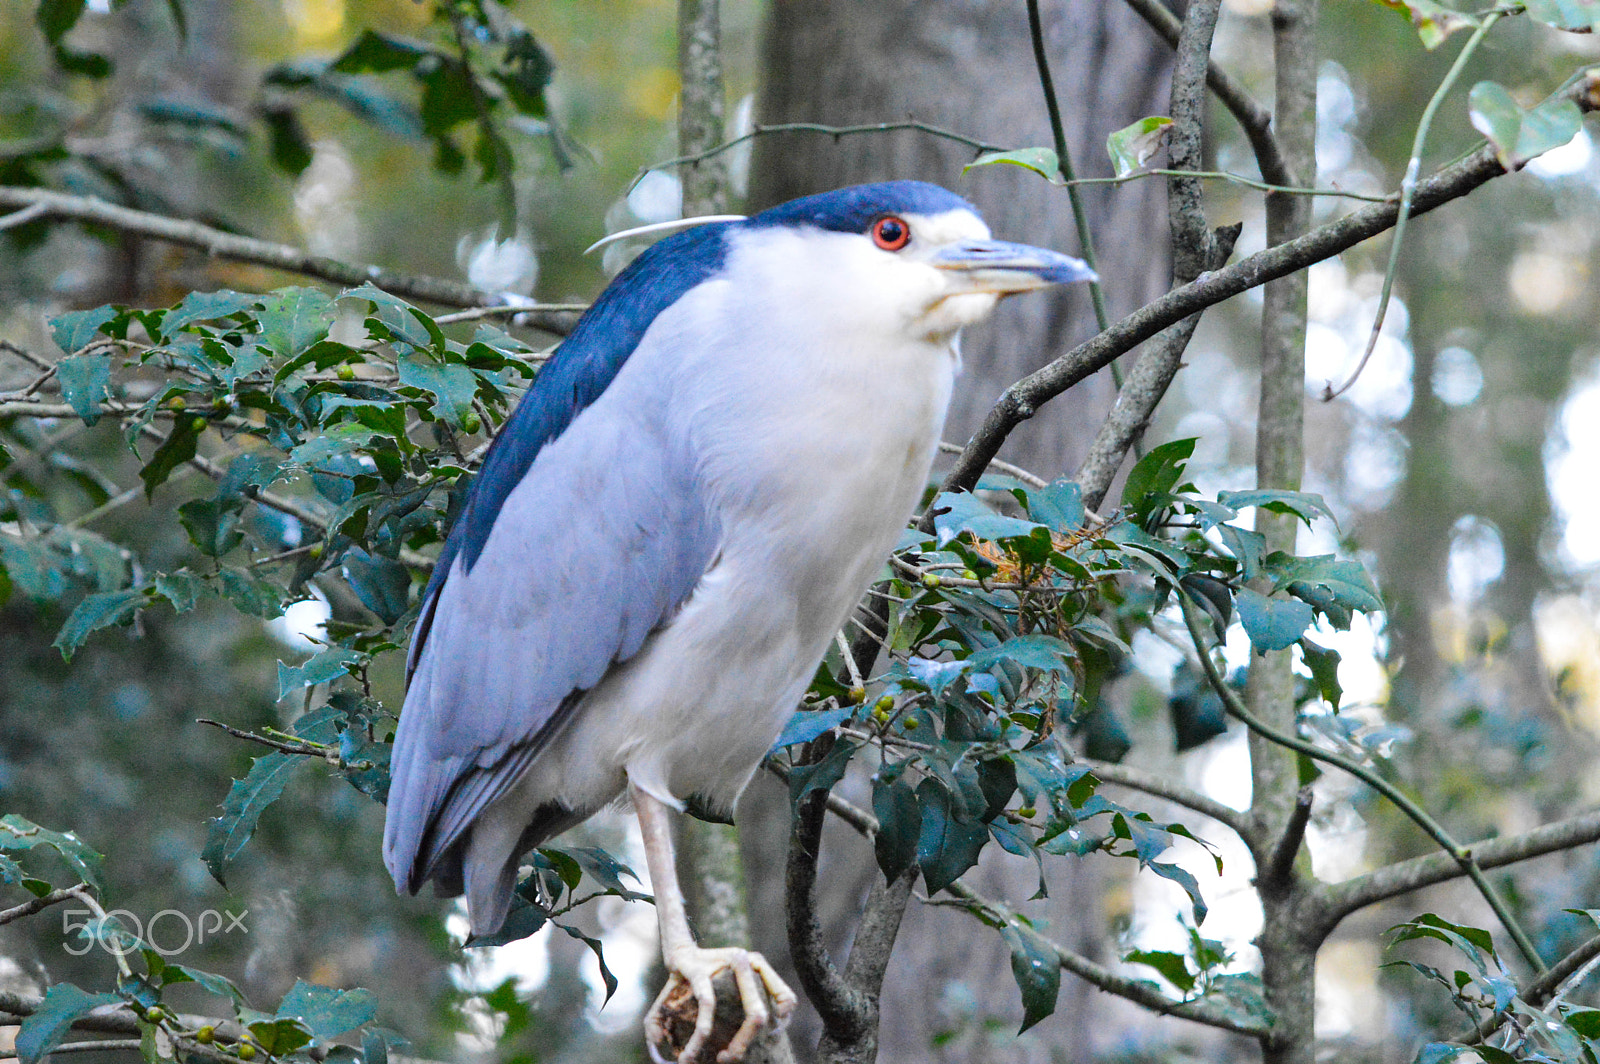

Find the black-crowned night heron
[[384, 181, 1093, 1062]]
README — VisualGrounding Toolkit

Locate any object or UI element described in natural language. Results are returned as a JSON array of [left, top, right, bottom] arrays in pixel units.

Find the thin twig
[[937, 441, 1047, 488], [1081, 758, 1249, 836], [0, 201, 49, 231], [1323, 12, 1503, 401], [0, 186, 575, 333], [0, 883, 91, 926], [634, 120, 1009, 190], [0, 1039, 145, 1058], [1025, 0, 1111, 334]]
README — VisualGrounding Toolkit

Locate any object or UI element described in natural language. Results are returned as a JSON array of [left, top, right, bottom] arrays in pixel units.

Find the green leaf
[[247, 1017, 315, 1056], [1106, 116, 1172, 178], [1215, 489, 1334, 527], [1001, 923, 1061, 1032], [276, 648, 364, 701], [1468, 81, 1583, 170], [1125, 948, 1195, 993], [276, 981, 378, 1042], [341, 551, 411, 624], [1020, 478, 1084, 529], [1299, 639, 1343, 710], [139, 415, 203, 498], [258, 288, 334, 360], [329, 30, 431, 73], [152, 570, 206, 613], [772, 705, 852, 750], [1235, 587, 1314, 652], [0, 814, 105, 890], [1271, 555, 1383, 614], [962, 147, 1061, 183], [218, 568, 284, 618], [1121, 438, 1196, 522], [1149, 859, 1208, 924], [15, 983, 123, 1064], [51, 43, 111, 77], [55, 353, 112, 425], [1368, 0, 1479, 47], [53, 588, 146, 659], [178, 499, 245, 557], [929, 491, 1043, 548], [787, 738, 858, 808], [288, 424, 380, 467], [966, 634, 1075, 675], [871, 773, 921, 883], [1217, 525, 1266, 581], [916, 778, 987, 893], [262, 106, 314, 176], [202, 752, 306, 886], [342, 285, 439, 349], [49, 305, 116, 354], [1522, 0, 1600, 30], [397, 355, 479, 428], [160, 963, 245, 1004], [0, 853, 21, 884], [162, 290, 259, 335]]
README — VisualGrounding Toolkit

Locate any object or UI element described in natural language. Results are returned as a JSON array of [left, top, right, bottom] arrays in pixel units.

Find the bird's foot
[[644, 945, 797, 1064]]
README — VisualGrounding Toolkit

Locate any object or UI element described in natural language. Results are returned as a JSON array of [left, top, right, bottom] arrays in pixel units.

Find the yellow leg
[[630, 781, 798, 1063]]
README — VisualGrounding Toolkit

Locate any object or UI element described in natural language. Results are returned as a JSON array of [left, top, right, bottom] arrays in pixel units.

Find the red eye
[[871, 215, 911, 251]]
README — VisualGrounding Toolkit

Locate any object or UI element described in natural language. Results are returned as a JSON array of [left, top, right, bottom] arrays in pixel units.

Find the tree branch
[[940, 880, 1269, 1038], [1262, 786, 1315, 895], [0, 883, 90, 926], [786, 787, 871, 1043], [1081, 758, 1250, 836], [0, 186, 579, 333], [1323, 807, 1600, 922], [939, 75, 1600, 496]]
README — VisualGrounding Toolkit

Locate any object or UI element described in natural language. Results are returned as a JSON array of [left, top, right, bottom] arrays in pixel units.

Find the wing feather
[[384, 224, 733, 897]]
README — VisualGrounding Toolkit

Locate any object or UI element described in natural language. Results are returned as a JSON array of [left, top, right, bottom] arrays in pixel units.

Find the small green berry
[[190, 416, 208, 433], [337, 364, 356, 381], [848, 685, 867, 704], [195, 1027, 215, 1045], [902, 715, 919, 730], [1016, 805, 1037, 819], [961, 569, 978, 580], [144, 1007, 165, 1024], [462, 412, 482, 433], [872, 707, 890, 724], [874, 695, 895, 712], [237, 1043, 256, 1060], [921, 573, 941, 589], [166, 396, 186, 411]]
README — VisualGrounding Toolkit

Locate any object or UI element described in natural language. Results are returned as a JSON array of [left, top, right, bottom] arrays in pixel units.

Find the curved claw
[[643, 946, 798, 1063]]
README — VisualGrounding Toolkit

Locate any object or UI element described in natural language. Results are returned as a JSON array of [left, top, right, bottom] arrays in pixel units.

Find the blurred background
[[3, 0, 1600, 1060]]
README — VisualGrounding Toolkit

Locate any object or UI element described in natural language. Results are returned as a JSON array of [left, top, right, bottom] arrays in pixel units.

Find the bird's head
[[737, 180, 1096, 343]]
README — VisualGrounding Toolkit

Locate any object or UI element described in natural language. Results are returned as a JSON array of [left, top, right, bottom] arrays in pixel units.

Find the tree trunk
[[746, 4, 1177, 1059]]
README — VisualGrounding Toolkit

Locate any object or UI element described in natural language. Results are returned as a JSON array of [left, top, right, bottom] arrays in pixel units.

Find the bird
[[383, 180, 1094, 1062]]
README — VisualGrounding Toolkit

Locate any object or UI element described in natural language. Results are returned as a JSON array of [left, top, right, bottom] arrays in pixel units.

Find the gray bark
[[746, 3, 1176, 1060]]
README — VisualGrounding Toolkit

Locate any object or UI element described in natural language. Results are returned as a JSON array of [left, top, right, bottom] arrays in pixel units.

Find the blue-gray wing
[[382, 222, 733, 896], [383, 394, 720, 894]]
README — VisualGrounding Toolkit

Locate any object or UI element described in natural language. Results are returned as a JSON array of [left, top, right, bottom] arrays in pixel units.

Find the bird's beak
[[931, 240, 1097, 294]]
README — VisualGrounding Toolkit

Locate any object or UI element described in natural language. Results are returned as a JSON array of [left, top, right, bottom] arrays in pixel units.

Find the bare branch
[[1082, 758, 1250, 837], [1261, 787, 1315, 895], [0, 883, 90, 926], [0, 186, 578, 333], [786, 786, 870, 1040], [1324, 808, 1600, 922], [940, 880, 1269, 1038]]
